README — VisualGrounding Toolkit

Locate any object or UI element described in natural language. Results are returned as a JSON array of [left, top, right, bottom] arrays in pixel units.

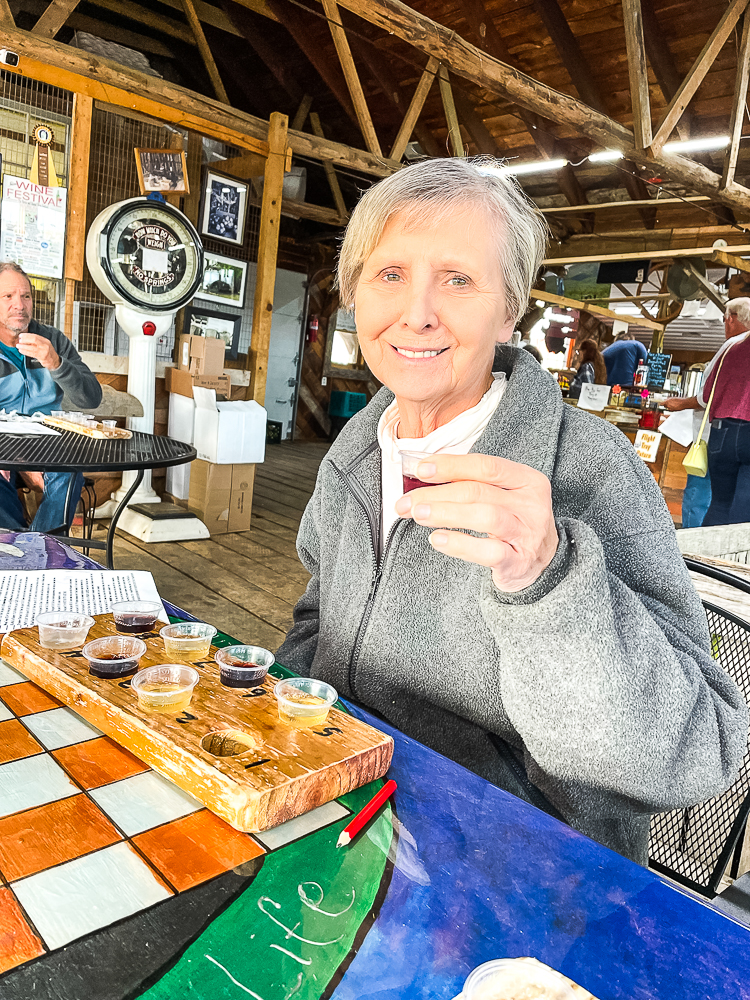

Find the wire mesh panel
[[0, 70, 72, 329], [649, 602, 750, 895]]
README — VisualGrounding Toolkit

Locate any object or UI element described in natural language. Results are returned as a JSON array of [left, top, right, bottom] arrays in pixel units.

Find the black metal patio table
[[0, 428, 196, 569]]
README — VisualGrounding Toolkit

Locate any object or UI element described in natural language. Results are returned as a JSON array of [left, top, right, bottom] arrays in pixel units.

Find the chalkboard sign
[[646, 352, 672, 389]]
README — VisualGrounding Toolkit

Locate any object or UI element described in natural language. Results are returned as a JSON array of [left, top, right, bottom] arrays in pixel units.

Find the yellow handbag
[[682, 345, 731, 478]]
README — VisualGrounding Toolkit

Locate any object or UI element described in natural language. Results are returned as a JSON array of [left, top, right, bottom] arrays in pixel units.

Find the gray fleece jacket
[[276, 347, 748, 863]]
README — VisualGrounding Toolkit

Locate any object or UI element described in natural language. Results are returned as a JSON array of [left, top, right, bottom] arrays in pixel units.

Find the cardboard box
[[165, 365, 231, 400], [177, 334, 225, 376], [187, 460, 255, 534], [193, 386, 266, 464]]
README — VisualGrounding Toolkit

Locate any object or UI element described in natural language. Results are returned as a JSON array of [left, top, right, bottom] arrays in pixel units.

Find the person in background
[[0, 261, 102, 533], [569, 339, 607, 399], [602, 330, 649, 386], [691, 298, 750, 526], [665, 298, 750, 527], [521, 342, 543, 363]]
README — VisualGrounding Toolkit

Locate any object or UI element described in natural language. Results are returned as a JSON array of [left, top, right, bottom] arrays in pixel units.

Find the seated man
[[0, 261, 102, 532]]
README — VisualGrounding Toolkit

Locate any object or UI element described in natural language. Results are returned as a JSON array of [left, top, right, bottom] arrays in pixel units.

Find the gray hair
[[337, 157, 549, 326], [0, 261, 31, 289], [726, 297, 750, 327], [615, 330, 635, 341]]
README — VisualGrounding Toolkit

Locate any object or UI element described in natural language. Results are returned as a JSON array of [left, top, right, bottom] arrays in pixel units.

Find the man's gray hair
[[725, 297, 750, 327], [337, 157, 549, 326], [0, 261, 31, 288], [615, 330, 635, 341]]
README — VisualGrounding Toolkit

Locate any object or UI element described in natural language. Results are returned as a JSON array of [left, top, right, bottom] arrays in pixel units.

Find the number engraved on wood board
[[118, 679, 132, 689], [242, 687, 266, 698], [176, 711, 197, 724], [65, 651, 86, 659], [245, 758, 271, 769], [194, 660, 214, 668], [313, 726, 343, 737]]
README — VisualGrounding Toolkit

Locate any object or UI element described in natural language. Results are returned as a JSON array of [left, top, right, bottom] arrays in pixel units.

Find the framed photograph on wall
[[196, 252, 248, 308], [200, 170, 248, 245], [134, 148, 189, 194], [185, 306, 241, 359]]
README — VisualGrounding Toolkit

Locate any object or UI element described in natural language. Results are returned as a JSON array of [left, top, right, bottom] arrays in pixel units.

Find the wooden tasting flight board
[[0, 615, 394, 833]]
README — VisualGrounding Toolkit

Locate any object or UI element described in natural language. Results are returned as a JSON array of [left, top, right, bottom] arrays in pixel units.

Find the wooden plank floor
[[89, 441, 330, 651]]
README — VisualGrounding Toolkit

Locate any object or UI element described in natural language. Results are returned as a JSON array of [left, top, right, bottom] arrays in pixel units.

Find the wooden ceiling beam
[[351, 37, 442, 158], [389, 55, 439, 161], [333, 0, 750, 211], [533, 288, 663, 330], [16, 0, 180, 54], [531, 0, 606, 114], [650, 0, 750, 154], [541, 195, 710, 214], [31, 0, 80, 37], [461, 0, 556, 158], [181, 0, 230, 104], [321, 0, 382, 155], [639, 0, 691, 139], [622, 0, 652, 150], [157, 0, 247, 33], [0, 0, 13, 25], [87, 0, 197, 44], [219, 0, 304, 104], [226, 0, 279, 22], [2, 25, 397, 176], [721, 12, 750, 190]]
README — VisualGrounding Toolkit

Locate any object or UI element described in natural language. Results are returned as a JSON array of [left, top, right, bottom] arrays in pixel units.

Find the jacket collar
[[332, 346, 564, 482]]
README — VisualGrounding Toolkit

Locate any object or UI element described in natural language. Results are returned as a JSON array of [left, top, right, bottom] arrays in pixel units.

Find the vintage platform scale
[[86, 197, 209, 542], [0, 616, 394, 832]]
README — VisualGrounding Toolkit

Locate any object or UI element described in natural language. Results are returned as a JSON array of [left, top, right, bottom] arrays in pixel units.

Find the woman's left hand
[[393, 454, 559, 593]]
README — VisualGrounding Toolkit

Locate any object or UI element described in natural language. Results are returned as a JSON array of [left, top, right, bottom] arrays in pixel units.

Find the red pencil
[[336, 779, 397, 847]]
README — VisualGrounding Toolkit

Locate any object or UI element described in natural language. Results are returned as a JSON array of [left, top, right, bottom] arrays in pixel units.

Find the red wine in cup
[[88, 653, 139, 678], [402, 475, 443, 493], [115, 613, 158, 634]]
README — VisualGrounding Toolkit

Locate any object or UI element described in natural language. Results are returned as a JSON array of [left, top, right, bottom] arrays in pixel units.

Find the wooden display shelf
[[0, 615, 393, 832]]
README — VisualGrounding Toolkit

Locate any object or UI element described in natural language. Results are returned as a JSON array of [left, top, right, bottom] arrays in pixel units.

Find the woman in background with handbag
[[699, 303, 750, 526]]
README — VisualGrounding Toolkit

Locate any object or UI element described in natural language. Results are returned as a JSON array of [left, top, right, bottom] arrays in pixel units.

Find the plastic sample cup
[[83, 636, 146, 678], [36, 613, 95, 652], [215, 645, 275, 688], [399, 450, 444, 493], [131, 664, 199, 714], [460, 959, 576, 1000], [274, 677, 337, 728], [112, 600, 161, 634], [160, 622, 217, 661]]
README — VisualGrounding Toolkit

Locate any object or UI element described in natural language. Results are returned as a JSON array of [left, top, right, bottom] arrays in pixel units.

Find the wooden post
[[0, 0, 13, 25], [63, 92, 92, 341], [722, 12, 750, 190], [622, 0, 652, 149], [320, 0, 382, 156], [32, 0, 81, 38], [389, 56, 438, 162], [181, 0, 230, 105], [438, 65, 464, 157], [248, 112, 288, 404]]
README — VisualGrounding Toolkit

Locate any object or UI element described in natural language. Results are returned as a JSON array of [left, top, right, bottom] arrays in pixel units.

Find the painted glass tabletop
[[0, 535, 749, 999]]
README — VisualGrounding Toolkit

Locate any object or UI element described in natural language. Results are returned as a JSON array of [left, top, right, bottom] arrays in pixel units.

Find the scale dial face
[[100, 200, 203, 312]]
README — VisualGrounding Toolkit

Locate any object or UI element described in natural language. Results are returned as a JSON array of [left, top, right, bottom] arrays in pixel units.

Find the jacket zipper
[[331, 461, 401, 698]]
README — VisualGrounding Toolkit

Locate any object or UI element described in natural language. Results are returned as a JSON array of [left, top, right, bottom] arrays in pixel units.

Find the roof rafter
[[332, 0, 750, 212], [650, 0, 750, 154], [31, 0, 81, 37], [622, 0, 652, 150], [721, 10, 750, 190]]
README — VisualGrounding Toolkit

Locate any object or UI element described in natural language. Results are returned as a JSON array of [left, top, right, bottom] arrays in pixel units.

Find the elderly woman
[[276, 158, 747, 864]]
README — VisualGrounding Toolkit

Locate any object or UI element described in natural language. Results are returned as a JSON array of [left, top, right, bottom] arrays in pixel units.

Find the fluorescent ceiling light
[[664, 135, 729, 154], [500, 157, 567, 176], [589, 149, 623, 162]]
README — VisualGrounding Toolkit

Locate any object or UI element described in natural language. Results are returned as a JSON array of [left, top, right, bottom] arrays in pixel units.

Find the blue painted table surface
[[3, 532, 750, 999]]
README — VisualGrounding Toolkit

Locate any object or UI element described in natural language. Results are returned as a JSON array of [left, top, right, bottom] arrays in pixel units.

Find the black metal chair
[[649, 557, 750, 897]]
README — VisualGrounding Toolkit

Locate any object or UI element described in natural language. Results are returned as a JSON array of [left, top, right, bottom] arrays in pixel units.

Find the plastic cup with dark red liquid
[[399, 450, 443, 493], [111, 600, 161, 634], [215, 645, 275, 688], [83, 636, 147, 678]]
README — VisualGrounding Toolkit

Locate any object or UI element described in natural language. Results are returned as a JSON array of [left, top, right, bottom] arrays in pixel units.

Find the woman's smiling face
[[353, 203, 514, 423]]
